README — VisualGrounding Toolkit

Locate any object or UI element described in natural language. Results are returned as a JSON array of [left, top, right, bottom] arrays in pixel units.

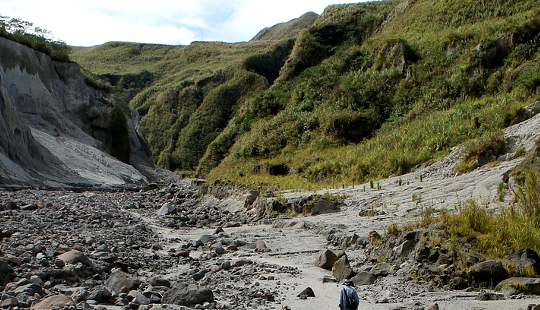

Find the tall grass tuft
[[512, 168, 540, 225]]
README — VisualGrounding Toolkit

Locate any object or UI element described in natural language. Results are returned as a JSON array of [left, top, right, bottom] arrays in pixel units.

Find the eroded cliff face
[[0, 37, 169, 188]]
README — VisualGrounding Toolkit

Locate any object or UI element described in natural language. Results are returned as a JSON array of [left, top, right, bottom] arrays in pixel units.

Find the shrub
[[0, 16, 71, 61]]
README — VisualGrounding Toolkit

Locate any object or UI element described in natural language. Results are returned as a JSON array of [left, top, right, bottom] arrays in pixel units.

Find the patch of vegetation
[[0, 16, 71, 61]]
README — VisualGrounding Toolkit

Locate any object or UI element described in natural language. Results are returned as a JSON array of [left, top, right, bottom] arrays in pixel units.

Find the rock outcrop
[[0, 37, 173, 188]]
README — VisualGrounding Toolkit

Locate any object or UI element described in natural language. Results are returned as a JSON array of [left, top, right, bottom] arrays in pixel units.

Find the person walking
[[339, 279, 359, 310]]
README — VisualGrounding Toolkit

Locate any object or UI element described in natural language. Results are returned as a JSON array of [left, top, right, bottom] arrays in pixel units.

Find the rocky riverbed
[[2, 178, 540, 310], [3, 107, 540, 310]]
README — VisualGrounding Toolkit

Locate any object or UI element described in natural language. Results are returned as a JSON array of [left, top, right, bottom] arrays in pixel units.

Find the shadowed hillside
[[71, 0, 540, 189]]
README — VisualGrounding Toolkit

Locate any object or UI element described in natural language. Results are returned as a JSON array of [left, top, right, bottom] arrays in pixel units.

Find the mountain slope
[[71, 20, 305, 173], [72, 0, 540, 189]]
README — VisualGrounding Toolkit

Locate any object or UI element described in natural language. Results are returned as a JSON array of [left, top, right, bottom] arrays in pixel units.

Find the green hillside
[[71, 0, 540, 189]]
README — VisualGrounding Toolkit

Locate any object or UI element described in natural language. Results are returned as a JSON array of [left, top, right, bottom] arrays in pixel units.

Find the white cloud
[[0, 0, 364, 46]]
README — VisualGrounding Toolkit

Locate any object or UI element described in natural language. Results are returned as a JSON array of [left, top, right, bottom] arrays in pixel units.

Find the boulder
[[504, 248, 540, 276], [322, 275, 339, 283], [0, 258, 13, 285], [415, 245, 431, 261], [470, 260, 508, 286], [370, 263, 392, 277], [1, 298, 18, 308], [13, 283, 44, 297], [31, 294, 73, 309], [393, 239, 416, 258], [332, 255, 354, 281], [106, 270, 142, 294], [311, 198, 339, 215], [57, 250, 93, 268], [315, 249, 339, 270], [198, 234, 216, 245], [150, 277, 171, 287], [87, 286, 112, 303], [161, 283, 214, 307], [509, 101, 540, 126], [255, 240, 270, 252], [351, 271, 376, 285], [244, 190, 259, 208], [157, 202, 176, 216], [128, 290, 150, 305], [297, 287, 315, 298], [496, 277, 540, 295]]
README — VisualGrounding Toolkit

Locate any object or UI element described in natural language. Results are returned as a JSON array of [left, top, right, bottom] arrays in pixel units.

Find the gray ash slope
[[0, 37, 176, 189]]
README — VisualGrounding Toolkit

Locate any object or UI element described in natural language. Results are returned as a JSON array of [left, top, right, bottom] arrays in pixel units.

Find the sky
[[0, 0, 364, 47]]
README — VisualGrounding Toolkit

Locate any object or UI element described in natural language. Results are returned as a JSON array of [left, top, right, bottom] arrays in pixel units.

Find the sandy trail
[[148, 208, 540, 310]]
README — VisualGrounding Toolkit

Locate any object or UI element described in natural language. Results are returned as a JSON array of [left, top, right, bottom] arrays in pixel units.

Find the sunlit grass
[[71, 0, 540, 189], [210, 91, 530, 189]]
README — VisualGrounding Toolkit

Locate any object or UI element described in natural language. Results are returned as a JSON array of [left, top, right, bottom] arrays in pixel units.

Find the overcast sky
[[1, 0, 364, 47]]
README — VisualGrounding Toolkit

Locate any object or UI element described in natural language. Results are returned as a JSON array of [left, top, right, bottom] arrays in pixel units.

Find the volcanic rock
[[315, 248, 339, 270], [161, 283, 214, 307]]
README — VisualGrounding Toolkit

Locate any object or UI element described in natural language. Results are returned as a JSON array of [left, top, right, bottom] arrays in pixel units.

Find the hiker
[[339, 279, 359, 310]]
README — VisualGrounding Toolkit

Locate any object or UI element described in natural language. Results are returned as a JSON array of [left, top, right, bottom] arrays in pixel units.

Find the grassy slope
[[209, 0, 540, 190], [72, 40, 281, 172], [72, 0, 540, 189]]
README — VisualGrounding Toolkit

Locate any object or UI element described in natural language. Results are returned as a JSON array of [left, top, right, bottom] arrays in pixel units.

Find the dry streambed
[[2, 108, 540, 309]]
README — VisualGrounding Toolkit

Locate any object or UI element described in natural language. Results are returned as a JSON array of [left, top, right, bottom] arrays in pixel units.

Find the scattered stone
[[31, 294, 74, 309], [214, 227, 225, 234], [424, 303, 439, 310], [322, 275, 339, 283], [233, 258, 252, 267], [496, 277, 540, 295], [255, 240, 270, 252], [157, 202, 176, 216], [351, 271, 376, 285], [161, 283, 214, 307], [57, 250, 93, 268], [332, 255, 354, 281], [476, 291, 505, 301], [214, 245, 226, 255], [297, 287, 315, 298], [470, 260, 508, 286], [21, 203, 38, 211], [222, 221, 241, 228], [311, 198, 339, 215], [315, 249, 338, 270], [504, 248, 540, 276]]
